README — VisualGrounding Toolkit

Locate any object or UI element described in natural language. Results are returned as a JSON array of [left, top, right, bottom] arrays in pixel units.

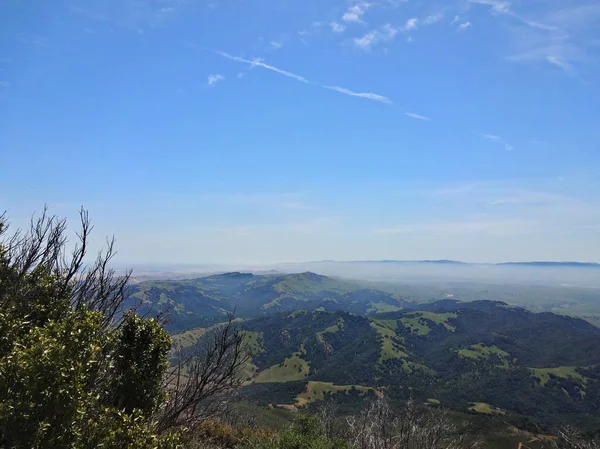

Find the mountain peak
[[211, 272, 255, 279], [288, 272, 327, 282]]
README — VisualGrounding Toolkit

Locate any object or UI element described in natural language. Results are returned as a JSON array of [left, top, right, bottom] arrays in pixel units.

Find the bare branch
[[156, 314, 250, 433], [0, 207, 132, 329], [346, 397, 479, 449]]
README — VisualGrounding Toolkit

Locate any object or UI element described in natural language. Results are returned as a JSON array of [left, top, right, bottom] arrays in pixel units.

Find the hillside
[[130, 272, 405, 331], [185, 300, 600, 427]]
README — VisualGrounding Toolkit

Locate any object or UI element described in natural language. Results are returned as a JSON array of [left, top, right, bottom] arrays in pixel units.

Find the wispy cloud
[[486, 191, 569, 206], [459, 21, 472, 30], [70, 0, 189, 33], [546, 55, 573, 72], [404, 112, 431, 121], [210, 48, 391, 104], [213, 50, 309, 83], [354, 24, 398, 50], [471, 0, 599, 73], [451, 15, 461, 24], [375, 219, 534, 237], [469, 0, 511, 15], [213, 192, 310, 210], [342, 2, 371, 23], [330, 22, 346, 33], [323, 86, 393, 104], [207, 73, 224, 87], [423, 13, 444, 25], [298, 21, 324, 38], [18, 34, 48, 48], [484, 134, 514, 151], [269, 41, 284, 50]]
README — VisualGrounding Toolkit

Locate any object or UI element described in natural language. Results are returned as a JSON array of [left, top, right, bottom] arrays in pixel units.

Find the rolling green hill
[[129, 272, 405, 331], [178, 300, 600, 428]]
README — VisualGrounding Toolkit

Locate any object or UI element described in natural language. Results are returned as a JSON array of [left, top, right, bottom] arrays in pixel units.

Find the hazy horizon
[[120, 260, 600, 289]]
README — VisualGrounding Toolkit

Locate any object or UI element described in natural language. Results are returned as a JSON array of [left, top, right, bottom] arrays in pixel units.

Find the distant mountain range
[[310, 260, 600, 267], [131, 269, 600, 333], [498, 261, 600, 267], [131, 272, 406, 331]]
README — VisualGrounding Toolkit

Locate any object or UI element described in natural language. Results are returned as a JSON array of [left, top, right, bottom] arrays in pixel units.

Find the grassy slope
[[255, 353, 310, 383], [530, 366, 585, 387], [295, 382, 375, 407], [399, 312, 457, 335], [458, 344, 514, 367], [369, 319, 408, 361], [262, 274, 362, 310], [316, 318, 344, 343], [468, 402, 506, 415], [171, 327, 209, 350]]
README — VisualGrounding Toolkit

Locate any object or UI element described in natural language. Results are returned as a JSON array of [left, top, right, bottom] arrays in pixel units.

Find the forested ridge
[[230, 303, 600, 428]]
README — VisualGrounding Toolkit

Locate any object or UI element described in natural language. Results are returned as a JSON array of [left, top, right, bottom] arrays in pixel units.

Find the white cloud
[[404, 112, 431, 121], [484, 134, 514, 151], [459, 21, 472, 30], [323, 86, 392, 104], [451, 15, 461, 24], [207, 73, 224, 87], [342, 2, 371, 23], [484, 134, 501, 141], [354, 32, 378, 50], [237, 72, 245, 79], [404, 18, 419, 31], [270, 41, 283, 50], [330, 22, 346, 33], [380, 23, 398, 38], [354, 24, 398, 50]]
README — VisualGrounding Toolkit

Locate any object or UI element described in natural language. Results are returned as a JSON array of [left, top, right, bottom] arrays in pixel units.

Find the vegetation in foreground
[[0, 210, 247, 448]]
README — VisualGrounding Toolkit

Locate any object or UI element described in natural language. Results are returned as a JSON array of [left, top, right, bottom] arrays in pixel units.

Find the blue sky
[[1, 0, 599, 265]]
